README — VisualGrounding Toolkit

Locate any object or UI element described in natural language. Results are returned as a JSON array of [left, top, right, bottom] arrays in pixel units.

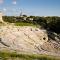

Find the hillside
[[0, 25, 60, 57]]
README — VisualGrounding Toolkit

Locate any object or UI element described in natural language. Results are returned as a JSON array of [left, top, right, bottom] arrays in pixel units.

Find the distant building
[[28, 18, 33, 21], [0, 11, 3, 22], [26, 17, 33, 21], [23, 17, 27, 20]]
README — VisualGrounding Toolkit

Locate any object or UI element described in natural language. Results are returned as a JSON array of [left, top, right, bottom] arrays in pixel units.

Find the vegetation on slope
[[0, 51, 60, 60], [2, 16, 60, 33], [15, 22, 35, 26]]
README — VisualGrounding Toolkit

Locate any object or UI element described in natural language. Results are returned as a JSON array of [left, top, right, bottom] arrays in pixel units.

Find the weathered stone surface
[[0, 26, 48, 52], [0, 26, 60, 56]]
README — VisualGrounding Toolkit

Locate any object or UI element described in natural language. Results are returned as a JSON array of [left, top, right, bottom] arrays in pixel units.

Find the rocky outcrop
[[0, 26, 60, 56], [0, 12, 4, 23]]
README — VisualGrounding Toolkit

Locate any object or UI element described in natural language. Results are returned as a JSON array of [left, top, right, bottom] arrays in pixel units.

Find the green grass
[[15, 22, 36, 26], [0, 51, 60, 60]]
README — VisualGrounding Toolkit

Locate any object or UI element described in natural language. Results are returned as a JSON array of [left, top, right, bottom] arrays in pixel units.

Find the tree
[[33, 16, 47, 28], [22, 15, 27, 17], [47, 17, 60, 33]]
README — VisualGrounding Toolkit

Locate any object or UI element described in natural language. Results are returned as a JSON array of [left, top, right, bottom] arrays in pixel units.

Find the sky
[[0, 0, 60, 16]]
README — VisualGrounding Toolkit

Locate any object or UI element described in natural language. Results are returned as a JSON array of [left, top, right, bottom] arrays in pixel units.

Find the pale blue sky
[[0, 0, 60, 16]]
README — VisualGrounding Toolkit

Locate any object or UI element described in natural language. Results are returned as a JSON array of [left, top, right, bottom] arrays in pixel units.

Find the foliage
[[33, 17, 47, 28], [0, 51, 60, 60], [15, 22, 35, 26], [2, 16, 60, 33], [2, 16, 16, 23], [45, 16, 60, 33], [22, 15, 27, 17]]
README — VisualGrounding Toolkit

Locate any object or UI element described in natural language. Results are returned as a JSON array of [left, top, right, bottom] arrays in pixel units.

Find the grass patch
[[0, 51, 60, 60], [15, 22, 36, 26]]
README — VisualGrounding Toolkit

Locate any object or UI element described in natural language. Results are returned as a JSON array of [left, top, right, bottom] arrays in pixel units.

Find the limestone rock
[[0, 26, 60, 56], [0, 26, 48, 53]]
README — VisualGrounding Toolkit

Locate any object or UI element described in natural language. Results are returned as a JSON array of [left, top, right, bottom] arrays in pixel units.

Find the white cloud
[[12, 1, 17, 5], [0, 0, 3, 4], [3, 8, 7, 11]]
